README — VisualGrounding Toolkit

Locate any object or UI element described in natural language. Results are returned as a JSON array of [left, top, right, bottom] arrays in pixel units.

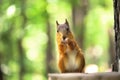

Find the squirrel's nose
[[63, 36, 66, 40]]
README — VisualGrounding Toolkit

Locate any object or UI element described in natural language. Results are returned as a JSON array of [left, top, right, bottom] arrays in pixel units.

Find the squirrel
[[56, 19, 85, 73]]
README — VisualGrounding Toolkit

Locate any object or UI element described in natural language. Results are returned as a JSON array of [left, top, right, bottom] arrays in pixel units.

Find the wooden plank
[[48, 72, 120, 80]]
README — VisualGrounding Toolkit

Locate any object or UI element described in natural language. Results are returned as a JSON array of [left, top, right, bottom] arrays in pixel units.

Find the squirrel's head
[[56, 19, 71, 40]]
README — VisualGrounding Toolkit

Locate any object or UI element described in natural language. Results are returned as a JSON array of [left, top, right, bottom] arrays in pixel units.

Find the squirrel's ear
[[56, 21, 59, 26], [65, 19, 69, 26]]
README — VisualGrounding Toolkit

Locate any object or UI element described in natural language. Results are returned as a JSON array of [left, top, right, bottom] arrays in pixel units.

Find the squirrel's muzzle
[[63, 36, 66, 40]]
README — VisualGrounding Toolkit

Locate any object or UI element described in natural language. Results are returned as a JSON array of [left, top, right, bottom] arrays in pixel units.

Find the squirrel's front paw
[[61, 38, 69, 44], [61, 40, 66, 44]]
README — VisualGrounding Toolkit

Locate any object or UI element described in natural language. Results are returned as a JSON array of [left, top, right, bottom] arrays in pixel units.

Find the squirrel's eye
[[57, 30, 59, 32], [66, 28, 69, 31]]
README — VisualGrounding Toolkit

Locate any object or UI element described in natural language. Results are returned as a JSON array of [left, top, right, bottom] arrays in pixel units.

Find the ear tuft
[[65, 19, 69, 26], [56, 21, 59, 26]]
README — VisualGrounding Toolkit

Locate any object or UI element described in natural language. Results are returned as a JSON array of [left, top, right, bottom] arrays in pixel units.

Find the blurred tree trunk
[[112, 0, 120, 72], [108, 29, 115, 67], [0, 52, 3, 80], [18, 0, 27, 80], [72, 0, 89, 49], [0, 0, 3, 74], [0, 55, 3, 80], [46, 19, 53, 74], [0, 66, 3, 80], [18, 39, 25, 80]]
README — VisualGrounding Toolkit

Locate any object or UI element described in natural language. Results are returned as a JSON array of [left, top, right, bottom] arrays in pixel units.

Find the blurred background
[[0, 0, 114, 80]]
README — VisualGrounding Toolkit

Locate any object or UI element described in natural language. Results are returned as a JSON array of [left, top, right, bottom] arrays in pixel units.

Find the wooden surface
[[48, 72, 120, 80]]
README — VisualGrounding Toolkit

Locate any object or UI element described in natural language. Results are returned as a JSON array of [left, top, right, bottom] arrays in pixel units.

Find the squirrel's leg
[[76, 53, 85, 73], [58, 42, 67, 73], [58, 55, 66, 73]]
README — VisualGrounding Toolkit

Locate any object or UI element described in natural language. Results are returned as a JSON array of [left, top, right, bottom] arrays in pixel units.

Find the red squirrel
[[56, 19, 85, 73]]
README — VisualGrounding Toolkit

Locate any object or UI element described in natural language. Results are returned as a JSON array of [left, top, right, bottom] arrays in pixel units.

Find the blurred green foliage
[[0, 0, 113, 80]]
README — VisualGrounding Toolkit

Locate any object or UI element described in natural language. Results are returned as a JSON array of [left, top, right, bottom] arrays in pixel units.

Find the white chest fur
[[65, 49, 79, 71]]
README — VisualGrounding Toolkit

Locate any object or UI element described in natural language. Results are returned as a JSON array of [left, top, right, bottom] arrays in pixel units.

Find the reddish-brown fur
[[56, 19, 85, 73]]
